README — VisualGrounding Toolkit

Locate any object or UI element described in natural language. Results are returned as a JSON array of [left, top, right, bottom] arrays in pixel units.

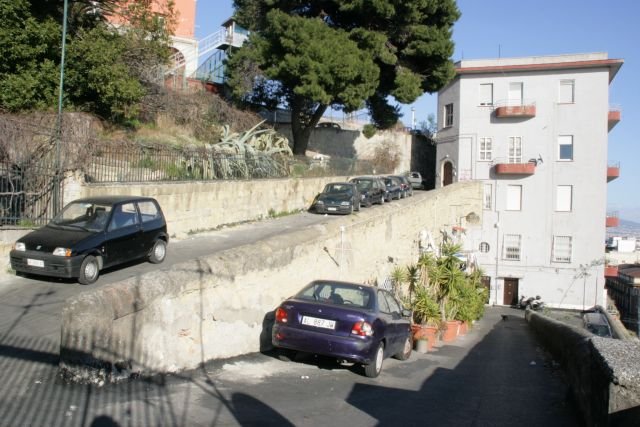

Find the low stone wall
[[526, 311, 640, 426], [60, 181, 482, 381], [74, 176, 350, 239]]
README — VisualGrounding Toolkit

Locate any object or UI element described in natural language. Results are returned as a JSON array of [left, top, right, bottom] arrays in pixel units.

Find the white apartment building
[[435, 53, 623, 309]]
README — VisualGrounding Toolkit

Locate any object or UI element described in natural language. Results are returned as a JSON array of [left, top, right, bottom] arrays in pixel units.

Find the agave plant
[[212, 121, 292, 179]]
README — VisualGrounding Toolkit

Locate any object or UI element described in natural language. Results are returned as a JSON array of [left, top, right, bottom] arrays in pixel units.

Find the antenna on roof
[[498, 44, 501, 58]]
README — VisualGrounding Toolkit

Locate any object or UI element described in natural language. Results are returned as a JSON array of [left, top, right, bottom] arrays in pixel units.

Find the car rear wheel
[[149, 239, 167, 264], [78, 255, 100, 285], [364, 342, 384, 378], [394, 334, 413, 360]]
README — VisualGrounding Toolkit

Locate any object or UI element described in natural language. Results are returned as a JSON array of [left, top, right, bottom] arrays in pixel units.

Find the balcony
[[607, 162, 620, 182], [606, 211, 620, 228], [604, 265, 619, 278], [494, 162, 536, 175], [608, 105, 621, 131], [494, 100, 536, 118]]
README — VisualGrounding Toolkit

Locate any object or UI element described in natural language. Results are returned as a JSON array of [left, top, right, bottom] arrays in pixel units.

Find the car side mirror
[[402, 308, 412, 318]]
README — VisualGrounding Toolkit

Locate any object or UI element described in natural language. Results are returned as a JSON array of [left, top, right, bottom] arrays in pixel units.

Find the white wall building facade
[[435, 53, 623, 309]]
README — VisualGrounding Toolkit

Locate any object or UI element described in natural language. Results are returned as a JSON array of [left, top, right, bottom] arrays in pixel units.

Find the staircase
[[166, 28, 248, 77]]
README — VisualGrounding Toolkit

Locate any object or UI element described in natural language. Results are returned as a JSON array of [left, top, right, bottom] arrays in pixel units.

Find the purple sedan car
[[272, 280, 413, 378]]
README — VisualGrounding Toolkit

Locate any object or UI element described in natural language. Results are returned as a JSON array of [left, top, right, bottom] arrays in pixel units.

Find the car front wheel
[[394, 334, 413, 360], [149, 239, 167, 264], [364, 342, 384, 378], [78, 255, 100, 285]]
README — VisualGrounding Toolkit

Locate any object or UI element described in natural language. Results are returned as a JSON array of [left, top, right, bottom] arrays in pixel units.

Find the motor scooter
[[518, 295, 545, 310]]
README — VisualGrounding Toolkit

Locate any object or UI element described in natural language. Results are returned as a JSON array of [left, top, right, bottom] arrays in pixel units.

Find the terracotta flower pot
[[442, 320, 459, 342], [412, 324, 438, 351], [458, 321, 468, 336]]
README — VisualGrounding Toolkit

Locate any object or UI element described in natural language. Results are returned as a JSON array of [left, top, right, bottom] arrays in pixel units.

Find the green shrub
[[362, 124, 377, 139]]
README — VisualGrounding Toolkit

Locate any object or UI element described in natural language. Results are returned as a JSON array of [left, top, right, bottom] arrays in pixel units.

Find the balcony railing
[[608, 104, 621, 131], [607, 162, 620, 182], [494, 161, 536, 175], [606, 211, 620, 228], [494, 100, 536, 118]]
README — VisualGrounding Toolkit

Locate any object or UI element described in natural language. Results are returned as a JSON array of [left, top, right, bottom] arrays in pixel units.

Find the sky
[[194, 0, 640, 222]]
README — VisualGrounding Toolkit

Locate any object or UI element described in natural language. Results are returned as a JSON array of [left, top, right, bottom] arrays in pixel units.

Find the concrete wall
[[60, 182, 482, 381], [527, 311, 640, 426], [72, 176, 350, 239], [277, 126, 413, 174]]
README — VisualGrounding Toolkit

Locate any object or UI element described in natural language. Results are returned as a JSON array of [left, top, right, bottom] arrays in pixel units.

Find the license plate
[[327, 207, 337, 211], [27, 258, 44, 268], [301, 316, 335, 330]]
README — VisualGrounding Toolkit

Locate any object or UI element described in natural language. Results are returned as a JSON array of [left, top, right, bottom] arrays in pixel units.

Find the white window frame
[[508, 82, 524, 105], [483, 183, 492, 210], [559, 79, 575, 103], [506, 185, 522, 211], [552, 236, 573, 263], [558, 135, 573, 161], [479, 137, 492, 161], [444, 103, 454, 127], [556, 185, 573, 212], [508, 137, 522, 163], [479, 84, 493, 106], [503, 234, 522, 261]]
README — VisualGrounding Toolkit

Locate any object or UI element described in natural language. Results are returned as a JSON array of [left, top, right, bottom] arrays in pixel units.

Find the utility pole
[[54, 0, 69, 215]]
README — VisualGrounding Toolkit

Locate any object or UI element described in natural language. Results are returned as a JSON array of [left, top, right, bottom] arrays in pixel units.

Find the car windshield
[[323, 184, 352, 195], [587, 324, 611, 337], [296, 282, 373, 309], [50, 201, 113, 232], [352, 179, 372, 191]]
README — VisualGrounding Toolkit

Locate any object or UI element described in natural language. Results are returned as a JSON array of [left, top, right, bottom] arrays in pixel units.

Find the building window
[[508, 82, 523, 105], [506, 185, 522, 211], [483, 184, 492, 210], [479, 84, 493, 106], [444, 103, 454, 127], [559, 80, 575, 103], [556, 185, 573, 212], [503, 234, 522, 261], [479, 242, 490, 253], [552, 236, 572, 263], [508, 137, 522, 163], [558, 135, 573, 161], [479, 137, 492, 161]]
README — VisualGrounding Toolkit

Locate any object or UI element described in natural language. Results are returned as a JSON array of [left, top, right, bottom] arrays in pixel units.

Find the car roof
[[325, 182, 353, 186], [69, 195, 158, 205], [308, 279, 375, 290]]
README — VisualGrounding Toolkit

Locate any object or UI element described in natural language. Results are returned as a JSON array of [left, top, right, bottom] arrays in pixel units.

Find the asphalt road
[[0, 307, 581, 426]]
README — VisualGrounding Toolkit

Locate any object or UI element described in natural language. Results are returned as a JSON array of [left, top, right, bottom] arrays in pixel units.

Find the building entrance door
[[503, 278, 519, 306], [443, 161, 453, 186]]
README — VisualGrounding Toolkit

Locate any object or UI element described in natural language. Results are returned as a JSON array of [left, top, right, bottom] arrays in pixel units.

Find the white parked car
[[407, 172, 424, 190]]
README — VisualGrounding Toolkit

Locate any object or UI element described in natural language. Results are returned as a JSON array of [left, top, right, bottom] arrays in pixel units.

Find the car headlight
[[14, 242, 25, 251], [316, 200, 324, 205], [360, 194, 366, 200], [53, 247, 72, 257], [340, 201, 350, 206]]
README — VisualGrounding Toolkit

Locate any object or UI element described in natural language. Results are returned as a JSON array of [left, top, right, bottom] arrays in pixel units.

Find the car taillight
[[275, 307, 288, 323], [351, 321, 373, 337]]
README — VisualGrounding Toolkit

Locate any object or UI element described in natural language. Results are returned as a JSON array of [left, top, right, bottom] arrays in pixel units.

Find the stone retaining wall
[[526, 310, 640, 426], [60, 182, 482, 381]]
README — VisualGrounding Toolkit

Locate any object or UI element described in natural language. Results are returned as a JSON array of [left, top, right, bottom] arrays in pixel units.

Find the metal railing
[[85, 145, 290, 183]]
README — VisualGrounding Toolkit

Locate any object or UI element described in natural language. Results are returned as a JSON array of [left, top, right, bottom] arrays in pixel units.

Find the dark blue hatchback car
[[10, 196, 168, 285], [272, 280, 413, 377]]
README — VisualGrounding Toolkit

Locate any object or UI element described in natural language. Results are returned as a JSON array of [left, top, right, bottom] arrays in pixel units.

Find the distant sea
[[607, 219, 640, 239]]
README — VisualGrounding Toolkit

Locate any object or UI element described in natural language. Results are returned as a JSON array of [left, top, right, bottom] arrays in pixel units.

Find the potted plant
[[409, 285, 441, 351]]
